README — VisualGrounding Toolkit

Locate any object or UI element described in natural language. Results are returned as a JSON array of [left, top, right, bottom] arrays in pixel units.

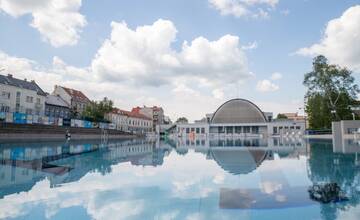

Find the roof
[[0, 74, 46, 96], [45, 95, 69, 108], [59, 86, 90, 103], [211, 99, 267, 124], [111, 108, 152, 120]]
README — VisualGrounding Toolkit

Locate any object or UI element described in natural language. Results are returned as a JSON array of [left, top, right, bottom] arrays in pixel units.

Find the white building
[[0, 74, 46, 115], [177, 99, 305, 138], [52, 85, 90, 117], [106, 108, 153, 134]]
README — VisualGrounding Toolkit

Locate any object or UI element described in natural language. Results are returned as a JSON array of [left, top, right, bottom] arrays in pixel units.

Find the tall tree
[[304, 55, 359, 128], [82, 97, 113, 122]]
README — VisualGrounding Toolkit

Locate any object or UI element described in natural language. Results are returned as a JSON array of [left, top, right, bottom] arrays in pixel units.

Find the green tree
[[82, 97, 113, 122], [304, 55, 359, 129], [175, 117, 188, 124], [276, 114, 288, 119]]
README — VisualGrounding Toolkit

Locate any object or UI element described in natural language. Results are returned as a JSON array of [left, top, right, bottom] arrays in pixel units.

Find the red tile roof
[[60, 86, 90, 103], [112, 108, 152, 120]]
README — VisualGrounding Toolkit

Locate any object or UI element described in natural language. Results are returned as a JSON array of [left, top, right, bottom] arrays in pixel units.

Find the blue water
[[0, 137, 359, 220]]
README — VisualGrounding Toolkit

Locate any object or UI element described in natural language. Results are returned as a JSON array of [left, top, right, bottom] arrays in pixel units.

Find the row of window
[[1, 91, 40, 104], [184, 127, 206, 134], [273, 126, 301, 134]]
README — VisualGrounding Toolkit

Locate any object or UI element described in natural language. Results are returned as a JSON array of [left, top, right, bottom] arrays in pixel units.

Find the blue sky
[[0, 0, 359, 121]]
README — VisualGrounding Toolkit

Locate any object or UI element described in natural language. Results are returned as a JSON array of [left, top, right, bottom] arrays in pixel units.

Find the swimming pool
[[0, 137, 359, 219]]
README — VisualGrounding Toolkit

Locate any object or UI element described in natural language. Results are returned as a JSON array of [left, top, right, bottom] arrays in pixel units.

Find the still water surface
[[0, 137, 359, 220]]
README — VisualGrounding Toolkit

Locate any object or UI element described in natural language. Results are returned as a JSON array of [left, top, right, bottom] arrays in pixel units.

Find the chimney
[[7, 74, 12, 78], [31, 80, 35, 83], [24, 78, 27, 81]]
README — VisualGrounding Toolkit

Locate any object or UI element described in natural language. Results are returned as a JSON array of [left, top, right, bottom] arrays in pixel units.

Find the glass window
[[2, 91, 10, 99], [186, 128, 190, 133], [26, 96, 33, 103], [201, 128, 205, 134], [196, 128, 200, 134]]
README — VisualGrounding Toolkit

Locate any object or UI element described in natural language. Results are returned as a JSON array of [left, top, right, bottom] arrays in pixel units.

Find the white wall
[[0, 83, 46, 115]]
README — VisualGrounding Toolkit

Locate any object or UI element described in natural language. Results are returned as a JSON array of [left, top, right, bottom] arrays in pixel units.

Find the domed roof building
[[176, 98, 305, 138], [211, 99, 267, 124]]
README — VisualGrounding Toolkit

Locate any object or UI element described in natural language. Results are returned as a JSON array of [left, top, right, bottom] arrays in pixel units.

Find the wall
[[0, 83, 45, 115]]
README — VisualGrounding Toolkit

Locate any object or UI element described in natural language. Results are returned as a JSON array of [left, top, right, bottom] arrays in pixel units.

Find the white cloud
[[92, 19, 251, 88], [270, 72, 282, 80], [0, 0, 86, 47], [0, 18, 254, 121], [209, 0, 279, 18], [296, 5, 360, 71], [256, 79, 279, 92]]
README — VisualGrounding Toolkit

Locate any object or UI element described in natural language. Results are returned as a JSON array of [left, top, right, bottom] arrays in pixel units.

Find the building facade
[[177, 99, 305, 138], [132, 106, 165, 129], [45, 95, 70, 119], [0, 74, 46, 115], [52, 85, 90, 117], [106, 108, 153, 134]]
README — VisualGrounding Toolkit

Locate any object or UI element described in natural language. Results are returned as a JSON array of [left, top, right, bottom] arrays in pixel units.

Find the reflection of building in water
[[174, 137, 307, 175], [0, 139, 170, 198], [177, 99, 305, 138], [307, 139, 360, 220]]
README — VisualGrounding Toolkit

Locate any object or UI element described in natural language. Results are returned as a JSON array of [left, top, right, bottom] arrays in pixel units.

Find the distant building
[[52, 85, 90, 117], [280, 113, 305, 121], [132, 106, 165, 129], [45, 94, 70, 119], [0, 74, 46, 115], [105, 108, 153, 134], [177, 99, 305, 138]]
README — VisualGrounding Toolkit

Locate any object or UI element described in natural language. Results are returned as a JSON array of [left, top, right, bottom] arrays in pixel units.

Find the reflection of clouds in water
[[0, 149, 227, 219], [213, 174, 225, 184], [338, 204, 360, 220], [155, 210, 180, 220], [275, 194, 287, 202], [260, 181, 283, 194]]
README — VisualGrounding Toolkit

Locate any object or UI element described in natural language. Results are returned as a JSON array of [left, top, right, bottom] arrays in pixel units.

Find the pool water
[[0, 138, 359, 220]]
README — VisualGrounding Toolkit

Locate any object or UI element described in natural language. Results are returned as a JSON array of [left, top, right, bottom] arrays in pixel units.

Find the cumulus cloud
[[0, 18, 254, 121], [256, 79, 279, 92], [296, 5, 360, 71], [92, 19, 251, 88], [0, 0, 86, 47], [209, 0, 279, 18]]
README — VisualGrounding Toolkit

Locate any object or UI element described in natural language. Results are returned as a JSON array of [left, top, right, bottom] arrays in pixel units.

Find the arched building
[[177, 98, 305, 137]]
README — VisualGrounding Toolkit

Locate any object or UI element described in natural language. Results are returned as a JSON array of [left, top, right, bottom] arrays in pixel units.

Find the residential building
[[106, 108, 153, 134], [280, 113, 305, 121], [132, 106, 165, 129], [0, 74, 46, 115], [52, 85, 90, 117], [45, 94, 70, 119]]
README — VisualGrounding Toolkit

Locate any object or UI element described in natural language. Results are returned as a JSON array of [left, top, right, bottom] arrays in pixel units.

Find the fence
[[0, 111, 116, 130]]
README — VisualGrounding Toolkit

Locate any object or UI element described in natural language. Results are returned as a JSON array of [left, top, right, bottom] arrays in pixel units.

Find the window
[[191, 128, 195, 132], [296, 126, 301, 130], [16, 91, 21, 97], [1, 91, 10, 99], [26, 96, 33, 103], [196, 128, 200, 134], [186, 128, 190, 133], [201, 128, 205, 134], [0, 105, 10, 112], [36, 98, 40, 104], [25, 108, 32, 115], [15, 103, 20, 112], [244, 126, 250, 133]]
